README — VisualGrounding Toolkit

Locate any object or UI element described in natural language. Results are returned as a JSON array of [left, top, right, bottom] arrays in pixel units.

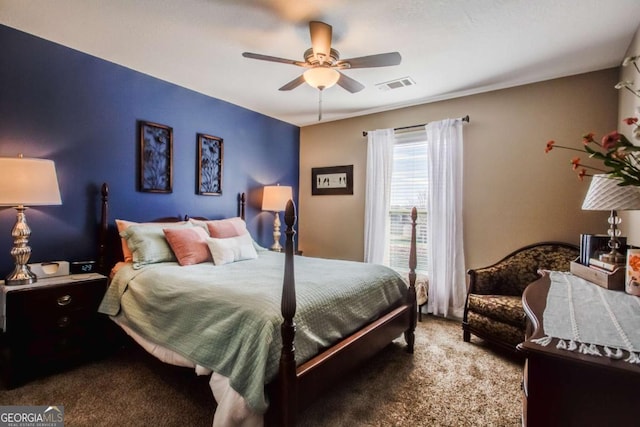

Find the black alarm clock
[[70, 260, 96, 274]]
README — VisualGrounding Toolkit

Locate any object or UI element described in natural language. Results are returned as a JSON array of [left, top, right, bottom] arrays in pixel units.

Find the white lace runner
[[530, 271, 640, 364]]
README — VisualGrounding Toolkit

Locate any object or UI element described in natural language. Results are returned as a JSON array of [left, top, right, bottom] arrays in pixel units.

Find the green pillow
[[121, 223, 192, 269]]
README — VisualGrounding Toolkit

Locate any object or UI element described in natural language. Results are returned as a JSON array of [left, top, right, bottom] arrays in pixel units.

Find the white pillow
[[206, 233, 258, 265]]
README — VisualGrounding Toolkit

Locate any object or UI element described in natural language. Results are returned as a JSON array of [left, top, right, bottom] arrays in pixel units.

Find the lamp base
[[269, 243, 283, 252], [5, 266, 37, 286], [599, 252, 626, 265], [4, 206, 37, 286], [598, 209, 627, 266], [270, 211, 283, 252]]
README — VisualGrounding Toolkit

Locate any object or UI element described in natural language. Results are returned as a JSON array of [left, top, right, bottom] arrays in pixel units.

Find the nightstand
[[0, 273, 108, 388], [519, 275, 640, 426]]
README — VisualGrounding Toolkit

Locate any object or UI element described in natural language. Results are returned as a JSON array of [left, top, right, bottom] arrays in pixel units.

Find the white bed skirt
[[111, 315, 263, 427]]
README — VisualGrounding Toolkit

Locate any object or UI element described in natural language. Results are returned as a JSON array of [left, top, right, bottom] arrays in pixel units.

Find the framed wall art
[[139, 120, 173, 193], [197, 133, 223, 195], [312, 165, 354, 195]]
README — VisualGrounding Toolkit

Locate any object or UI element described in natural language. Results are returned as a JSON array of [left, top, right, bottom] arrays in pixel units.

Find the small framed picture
[[312, 165, 353, 195], [139, 121, 173, 193], [197, 133, 223, 195]]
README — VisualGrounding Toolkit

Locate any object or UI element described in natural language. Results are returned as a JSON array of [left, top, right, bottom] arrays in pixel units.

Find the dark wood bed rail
[[269, 203, 418, 426], [97, 183, 417, 427]]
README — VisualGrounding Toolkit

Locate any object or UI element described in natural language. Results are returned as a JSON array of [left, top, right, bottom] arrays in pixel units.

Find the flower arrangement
[[545, 55, 640, 186]]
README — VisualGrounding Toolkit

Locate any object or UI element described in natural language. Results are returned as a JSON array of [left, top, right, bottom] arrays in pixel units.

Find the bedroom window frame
[[387, 131, 428, 274]]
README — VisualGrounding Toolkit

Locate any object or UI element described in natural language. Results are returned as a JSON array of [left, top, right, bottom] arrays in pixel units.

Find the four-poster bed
[[97, 183, 418, 426]]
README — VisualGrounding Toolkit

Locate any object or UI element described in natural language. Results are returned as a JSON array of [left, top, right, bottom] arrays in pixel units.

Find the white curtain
[[425, 118, 466, 318], [364, 128, 395, 264]]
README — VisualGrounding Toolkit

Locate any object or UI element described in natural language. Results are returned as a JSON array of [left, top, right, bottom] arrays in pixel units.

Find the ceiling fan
[[242, 21, 401, 119]]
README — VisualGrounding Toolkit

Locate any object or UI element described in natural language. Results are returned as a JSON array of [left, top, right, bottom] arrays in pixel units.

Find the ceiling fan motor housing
[[303, 48, 341, 67]]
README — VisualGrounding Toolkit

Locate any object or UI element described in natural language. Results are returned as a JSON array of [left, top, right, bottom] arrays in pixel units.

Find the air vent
[[376, 77, 416, 91]]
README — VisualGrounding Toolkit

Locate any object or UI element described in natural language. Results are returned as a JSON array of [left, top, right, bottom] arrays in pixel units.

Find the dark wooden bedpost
[[239, 192, 246, 220], [404, 207, 418, 353], [98, 183, 109, 275], [277, 199, 297, 427]]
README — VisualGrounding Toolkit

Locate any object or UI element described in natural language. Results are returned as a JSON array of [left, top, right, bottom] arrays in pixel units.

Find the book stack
[[588, 257, 624, 273], [579, 234, 627, 266]]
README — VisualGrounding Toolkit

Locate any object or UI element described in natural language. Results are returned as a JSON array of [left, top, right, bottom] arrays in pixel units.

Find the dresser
[[0, 273, 108, 388], [519, 275, 640, 426]]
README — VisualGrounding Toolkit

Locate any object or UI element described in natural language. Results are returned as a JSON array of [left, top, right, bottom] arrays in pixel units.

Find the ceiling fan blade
[[279, 75, 306, 91], [336, 72, 365, 93], [242, 52, 306, 67], [337, 52, 402, 69], [309, 21, 332, 63]]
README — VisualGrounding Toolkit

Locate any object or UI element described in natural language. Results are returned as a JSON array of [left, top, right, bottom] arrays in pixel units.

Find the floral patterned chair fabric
[[462, 241, 579, 353]]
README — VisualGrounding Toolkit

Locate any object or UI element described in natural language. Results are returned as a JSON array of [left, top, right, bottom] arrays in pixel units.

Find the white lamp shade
[[303, 67, 340, 89], [262, 185, 293, 212], [0, 157, 62, 206], [582, 174, 640, 211]]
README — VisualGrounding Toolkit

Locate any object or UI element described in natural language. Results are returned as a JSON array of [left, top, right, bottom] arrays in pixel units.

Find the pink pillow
[[205, 217, 248, 238], [163, 227, 211, 266]]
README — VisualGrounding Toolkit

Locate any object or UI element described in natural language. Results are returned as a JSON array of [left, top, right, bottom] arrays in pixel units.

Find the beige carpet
[[0, 316, 523, 426]]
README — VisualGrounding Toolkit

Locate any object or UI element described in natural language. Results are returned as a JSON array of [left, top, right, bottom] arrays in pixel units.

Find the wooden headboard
[[97, 182, 246, 274]]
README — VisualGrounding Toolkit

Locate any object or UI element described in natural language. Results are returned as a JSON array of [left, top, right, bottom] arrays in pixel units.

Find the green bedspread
[[99, 250, 407, 413]]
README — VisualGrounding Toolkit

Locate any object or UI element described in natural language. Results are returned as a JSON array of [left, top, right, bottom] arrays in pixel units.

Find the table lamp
[[0, 155, 62, 285], [262, 185, 293, 252], [582, 174, 640, 264]]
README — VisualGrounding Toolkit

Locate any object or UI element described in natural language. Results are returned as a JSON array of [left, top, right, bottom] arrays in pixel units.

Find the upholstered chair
[[462, 241, 579, 353]]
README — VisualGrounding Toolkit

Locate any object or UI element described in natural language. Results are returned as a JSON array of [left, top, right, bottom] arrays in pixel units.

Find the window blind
[[389, 137, 428, 273]]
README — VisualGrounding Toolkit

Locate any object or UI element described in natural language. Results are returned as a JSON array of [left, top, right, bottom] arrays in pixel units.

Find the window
[[388, 134, 428, 273]]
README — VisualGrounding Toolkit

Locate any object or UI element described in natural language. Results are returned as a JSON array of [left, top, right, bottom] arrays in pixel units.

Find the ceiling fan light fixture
[[303, 67, 340, 89]]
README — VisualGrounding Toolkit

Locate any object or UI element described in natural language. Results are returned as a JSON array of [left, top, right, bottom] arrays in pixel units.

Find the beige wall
[[299, 69, 619, 269], [619, 24, 640, 244]]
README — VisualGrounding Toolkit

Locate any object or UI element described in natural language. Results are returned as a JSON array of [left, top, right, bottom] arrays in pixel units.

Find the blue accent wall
[[0, 25, 300, 276]]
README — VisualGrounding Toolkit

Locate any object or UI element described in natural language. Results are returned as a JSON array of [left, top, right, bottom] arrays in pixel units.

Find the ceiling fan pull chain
[[318, 86, 324, 121]]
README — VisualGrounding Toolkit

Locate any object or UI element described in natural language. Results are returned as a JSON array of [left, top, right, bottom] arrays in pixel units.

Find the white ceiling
[[1, 0, 639, 127]]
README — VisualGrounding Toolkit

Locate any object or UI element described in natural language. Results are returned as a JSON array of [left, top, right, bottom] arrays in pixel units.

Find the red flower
[[545, 140, 555, 153], [612, 148, 629, 161], [623, 117, 638, 125], [571, 157, 581, 170], [601, 131, 621, 150], [582, 133, 595, 144], [577, 168, 587, 181]]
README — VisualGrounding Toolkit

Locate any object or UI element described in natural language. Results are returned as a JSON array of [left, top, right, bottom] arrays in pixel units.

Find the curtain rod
[[362, 115, 470, 137]]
